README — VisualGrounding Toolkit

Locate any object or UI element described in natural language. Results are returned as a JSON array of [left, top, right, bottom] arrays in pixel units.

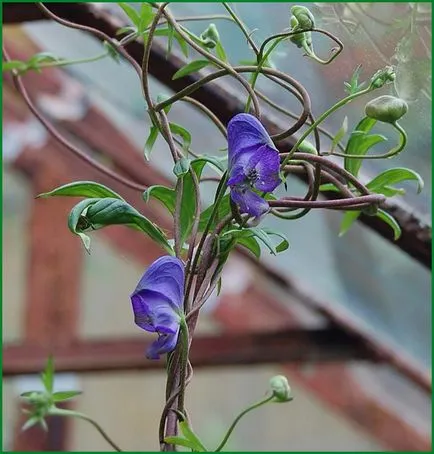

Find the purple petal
[[131, 289, 180, 334], [132, 256, 184, 308], [227, 164, 246, 186], [230, 186, 269, 218], [247, 144, 281, 192], [228, 114, 275, 166], [146, 330, 179, 360]]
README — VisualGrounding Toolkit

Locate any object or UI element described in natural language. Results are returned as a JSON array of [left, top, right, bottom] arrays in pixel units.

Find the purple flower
[[130, 256, 185, 359], [227, 113, 281, 217]]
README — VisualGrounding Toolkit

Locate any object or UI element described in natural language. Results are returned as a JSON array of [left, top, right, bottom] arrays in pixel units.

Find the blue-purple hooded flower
[[227, 113, 281, 217], [131, 256, 184, 359]]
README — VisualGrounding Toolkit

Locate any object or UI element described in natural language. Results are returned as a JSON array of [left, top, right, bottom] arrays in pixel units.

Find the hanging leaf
[[366, 167, 424, 194], [376, 209, 402, 240], [215, 40, 228, 62], [37, 181, 124, 200], [172, 59, 210, 80], [237, 235, 261, 258], [144, 125, 159, 160], [68, 198, 173, 254], [339, 210, 362, 236]]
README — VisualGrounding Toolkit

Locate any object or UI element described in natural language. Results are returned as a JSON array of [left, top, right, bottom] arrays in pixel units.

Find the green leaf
[[179, 160, 207, 245], [344, 64, 366, 95], [41, 356, 54, 393], [331, 116, 348, 153], [115, 25, 137, 36], [27, 52, 60, 66], [143, 185, 176, 213], [339, 210, 362, 236], [118, 3, 140, 27], [138, 2, 154, 33], [344, 117, 387, 177], [261, 228, 290, 253], [366, 167, 424, 194], [2, 60, 27, 72], [164, 436, 200, 450], [68, 198, 173, 254], [173, 157, 191, 177], [166, 23, 175, 57], [199, 194, 231, 232], [37, 181, 124, 200], [376, 209, 402, 240], [179, 420, 208, 451], [194, 155, 227, 173], [237, 235, 261, 258], [169, 123, 191, 153], [22, 416, 41, 432], [172, 59, 210, 80], [215, 40, 228, 62], [153, 28, 189, 57], [144, 125, 159, 160], [318, 183, 340, 192], [52, 391, 82, 402], [156, 93, 172, 114]]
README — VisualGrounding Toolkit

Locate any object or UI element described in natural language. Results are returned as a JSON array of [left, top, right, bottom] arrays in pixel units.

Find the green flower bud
[[365, 95, 408, 123], [269, 375, 293, 402], [369, 66, 396, 89], [298, 138, 317, 154], [291, 5, 315, 30], [200, 24, 220, 49]]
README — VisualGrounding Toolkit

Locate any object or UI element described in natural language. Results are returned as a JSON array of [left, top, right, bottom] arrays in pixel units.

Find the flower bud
[[269, 375, 293, 402], [298, 138, 317, 154], [365, 95, 408, 123], [369, 66, 396, 89], [290, 5, 315, 30], [200, 24, 220, 49]]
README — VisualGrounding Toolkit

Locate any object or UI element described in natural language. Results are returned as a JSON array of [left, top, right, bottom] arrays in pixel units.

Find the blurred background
[[3, 2, 432, 451]]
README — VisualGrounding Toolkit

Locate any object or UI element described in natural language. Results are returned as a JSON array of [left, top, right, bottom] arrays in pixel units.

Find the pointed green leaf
[[331, 116, 348, 153], [179, 420, 208, 451], [52, 391, 82, 402], [138, 2, 154, 33], [37, 181, 124, 200], [68, 198, 173, 254], [118, 3, 140, 27], [344, 117, 387, 177], [143, 185, 176, 214], [215, 40, 228, 62], [339, 210, 362, 236], [164, 436, 199, 450], [172, 59, 210, 80], [169, 123, 192, 153], [41, 355, 54, 393], [22, 416, 40, 432], [237, 235, 261, 258], [367, 167, 424, 194], [3, 60, 27, 72], [144, 125, 159, 160], [376, 209, 402, 240]]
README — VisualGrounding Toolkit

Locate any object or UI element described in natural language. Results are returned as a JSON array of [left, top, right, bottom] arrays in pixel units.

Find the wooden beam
[[3, 328, 372, 376]]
